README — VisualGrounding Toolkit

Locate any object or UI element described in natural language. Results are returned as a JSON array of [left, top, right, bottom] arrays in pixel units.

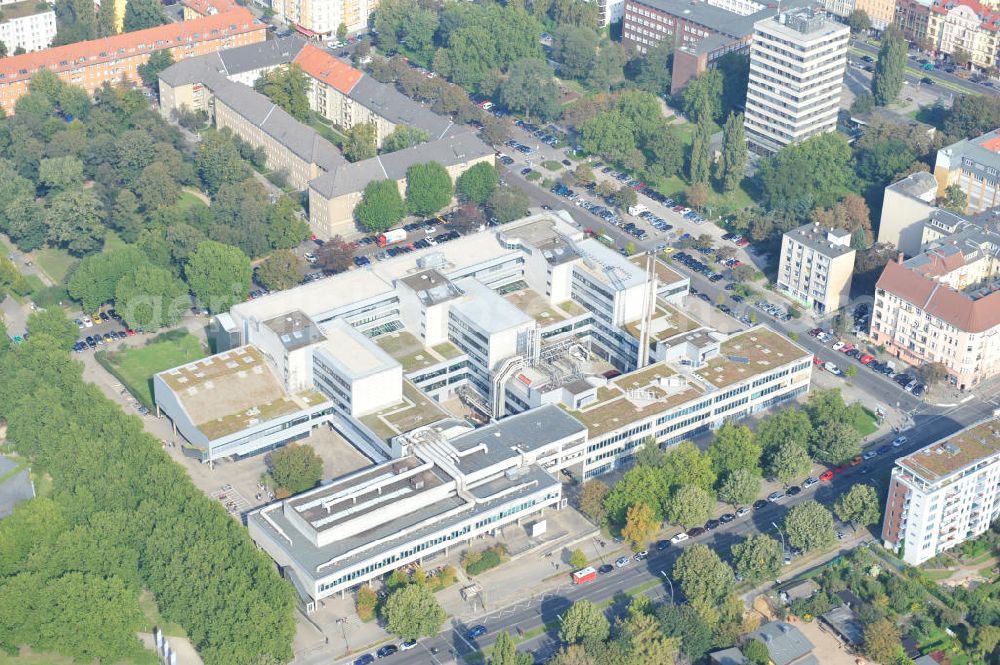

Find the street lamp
[[336, 617, 349, 652], [772, 521, 786, 555], [659, 571, 675, 604]]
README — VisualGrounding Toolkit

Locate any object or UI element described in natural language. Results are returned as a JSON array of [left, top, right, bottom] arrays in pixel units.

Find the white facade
[[882, 418, 1000, 565], [0, 3, 55, 53], [745, 9, 849, 154]]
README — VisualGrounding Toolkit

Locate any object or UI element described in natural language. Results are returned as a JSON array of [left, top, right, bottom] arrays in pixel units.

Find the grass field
[[0, 649, 158, 665], [138, 590, 187, 637], [33, 248, 76, 285], [97, 331, 207, 408], [852, 407, 879, 437]]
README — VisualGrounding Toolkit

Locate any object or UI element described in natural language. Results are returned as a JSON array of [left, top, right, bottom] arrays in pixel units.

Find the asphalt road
[[850, 40, 997, 98], [333, 394, 995, 665]]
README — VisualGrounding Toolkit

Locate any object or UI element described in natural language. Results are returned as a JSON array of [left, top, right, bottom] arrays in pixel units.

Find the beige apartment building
[[271, 0, 375, 37], [878, 171, 938, 256], [853, 0, 895, 29], [927, 0, 1000, 71], [776, 223, 856, 314], [934, 129, 1000, 214], [870, 218, 1000, 390]]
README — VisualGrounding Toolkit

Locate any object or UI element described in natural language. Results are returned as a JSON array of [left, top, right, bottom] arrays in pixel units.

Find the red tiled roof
[[293, 43, 362, 94], [182, 0, 238, 16], [877, 259, 1000, 333], [931, 0, 1000, 31], [0, 7, 260, 85], [983, 136, 1000, 152]]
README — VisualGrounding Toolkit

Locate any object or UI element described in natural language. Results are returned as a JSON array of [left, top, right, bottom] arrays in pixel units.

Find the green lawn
[[310, 117, 345, 147], [0, 650, 158, 665], [138, 590, 187, 637], [851, 407, 879, 437], [97, 332, 208, 409], [33, 248, 76, 285]]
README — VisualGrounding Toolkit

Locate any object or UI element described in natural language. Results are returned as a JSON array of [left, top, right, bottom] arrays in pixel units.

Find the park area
[[96, 330, 208, 409]]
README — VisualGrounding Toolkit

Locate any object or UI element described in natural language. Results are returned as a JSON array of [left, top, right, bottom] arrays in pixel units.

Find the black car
[[894, 373, 913, 386], [786, 485, 802, 496], [598, 563, 614, 573], [912, 383, 926, 397], [753, 499, 768, 510], [719, 513, 735, 523], [376, 645, 398, 658], [655, 539, 670, 551], [877, 445, 892, 455], [686, 526, 705, 537], [704, 519, 720, 530]]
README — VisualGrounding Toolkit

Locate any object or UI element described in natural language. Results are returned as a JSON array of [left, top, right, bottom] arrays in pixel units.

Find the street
[[331, 394, 997, 665]]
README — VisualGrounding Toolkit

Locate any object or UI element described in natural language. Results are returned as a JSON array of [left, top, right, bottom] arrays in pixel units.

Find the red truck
[[571, 567, 597, 585], [378, 228, 407, 247]]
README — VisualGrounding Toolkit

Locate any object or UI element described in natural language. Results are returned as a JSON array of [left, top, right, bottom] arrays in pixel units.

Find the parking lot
[[70, 307, 137, 353]]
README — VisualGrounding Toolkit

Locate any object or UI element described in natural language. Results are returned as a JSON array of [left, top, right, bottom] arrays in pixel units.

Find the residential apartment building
[[927, 0, 1000, 71], [870, 215, 1000, 390], [744, 9, 849, 155], [853, 0, 895, 30], [896, 0, 933, 45], [882, 417, 1000, 565], [776, 223, 856, 314], [597, 0, 625, 27], [270, 0, 374, 37], [878, 171, 939, 256], [0, 6, 265, 115], [933, 129, 1000, 214], [158, 41, 492, 237], [823, 0, 855, 19], [0, 0, 55, 53], [621, 0, 813, 94]]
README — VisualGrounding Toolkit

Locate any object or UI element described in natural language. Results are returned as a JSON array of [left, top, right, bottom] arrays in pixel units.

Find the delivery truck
[[378, 229, 407, 247]]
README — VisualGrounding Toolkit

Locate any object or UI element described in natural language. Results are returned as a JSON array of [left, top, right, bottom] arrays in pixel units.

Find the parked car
[[400, 640, 417, 651], [466, 625, 487, 640], [892, 436, 908, 447], [655, 540, 670, 551], [598, 563, 614, 574], [767, 491, 786, 502], [719, 513, 735, 523], [820, 470, 834, 481], [670, 532, 689, 544], [354, 655, 374, 665], [615, 556, 631, 567], [753, 499, 768, 510], [377, 645, 398, 658], [802, 476, 819, 489], [634, 550, 648, 561], [704, 519, 720, 530], [786, 485, 801, 496], [735, 506, 751, 517], [686, 527, 706, 537]]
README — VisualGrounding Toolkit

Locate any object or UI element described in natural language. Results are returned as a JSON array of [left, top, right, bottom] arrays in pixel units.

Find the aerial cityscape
[[2, 0, 1000, 663]]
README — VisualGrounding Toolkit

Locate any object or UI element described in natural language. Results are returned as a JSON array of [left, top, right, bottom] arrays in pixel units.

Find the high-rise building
[[0, 0, 55, 53], [744, 9, 849, 155], [271, 0, 375, 37], [883, 417, 1000, 566]]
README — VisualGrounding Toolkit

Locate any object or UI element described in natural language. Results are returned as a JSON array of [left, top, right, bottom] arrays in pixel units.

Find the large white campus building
[[153, 212, 813, 606]]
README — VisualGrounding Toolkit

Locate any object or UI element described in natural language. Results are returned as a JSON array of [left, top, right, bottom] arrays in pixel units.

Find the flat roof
[[897, 417, 1000, 483], [157, 345, 329, 439], [0, 0, 53, 20], [625, 301, 702, 342], [574, 238, 648, 290], [373, 330, 464, 373], [399, 269, 462, 306], [263, 310, 325, 351], [695, 326, 810, 388], [630, 254, 686, 286], [887, 171, 938, 199], [358, 381, 451, 441], [452, 278, 534, 334], [320, 319, 400, 379], [785, 223, 856, 259], [565, 366, 706, 438], [230, 212, 580, 326], [504, 287, 572, 325]]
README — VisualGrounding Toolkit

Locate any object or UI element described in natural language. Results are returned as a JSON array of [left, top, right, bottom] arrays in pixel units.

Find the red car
[[672, 205, 685, 212], [859, 354, 875, 365], [833, 464, 849, 474], [736, 238, 750, 247], [820, 470, 834, 481], [813, 356, 824, 367], [840, 343, 855, 353]]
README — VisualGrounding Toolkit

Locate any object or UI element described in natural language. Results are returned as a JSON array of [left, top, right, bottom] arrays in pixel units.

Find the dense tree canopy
[[871, 27, 906, 106], [784, 500, 836, 552], [673, 544, 735, 607], [270, 444, 323, 495], [757, 133, 855, 218], [185, 240, 253, 314], [406, 161, 454, 216], [255, 63, 312, 123], [123, 0, 167, 31], [356, 179, 407, 232]]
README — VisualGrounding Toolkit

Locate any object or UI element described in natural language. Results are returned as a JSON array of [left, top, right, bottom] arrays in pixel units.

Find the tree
[[552, 25, 598, 81], [605, 465, 670, 524], [343, 122, 377, 162], [835, 484, 881, 529], [852, 92, 875, 116], [256, 250, 303, 291], [718, 469, 760, 507], [715, 113, 747, 192], [336, 22, 347, 42], [952, 46, 971, 68], [500, 58, 560, 121], [255, 64, 312, 123], [686, 182, 709, 210], [579, 479, 609, 524], [134, 162, 180, 211], [633, 40, 673, 98], [196, 130, 251, 195], [688, 115, 712, 184], [872, 27, 907, 106], [757, 132, 855, 216], [586, 42, 627, 93], [456, 162, 499, 205], [660, 440, 716, 493], [784, 500, 835, 552], [682, 70, 723, 123], [356, 179, 406, 233], [709, 423, 761, 477], [68, 246, 147, 311], [185, 240, 253, 314], [406, 162, 453, 216], [38, 156, 84, 194], [744, 638, 770, 665], [114, 264, 188, 330], [138, 49, 174, 89], [559, 600, 610, 645], [269, 444, 322, 495], [315, 235, 355, 274], [673, 544, 734, 607], [811, 421, 862, 465], [122, 0, 166, 32], [622, 502, 658, 550], [487, 186, 529, 223], [381, 125, 429, 153], [614, 185, 637, 210], [666, 484, 712, 528], [567, 548, 588, 570], [356, 586, 378, 621], [847, 9, 871, 33], [618, 612, 678, 665], [757, 405, 813, 452], [974, 626, 1000, 660], [764, 439, 812, 485], [656, 604, 713, 662], [491, 630, 532, 665], [45, 188, 106, 255], [864, 619, 902, 664], [26, 309, 79, 349], [382, 584, 446, 640], [941, 184, 967, 212], [732, 534, 782, 584]]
